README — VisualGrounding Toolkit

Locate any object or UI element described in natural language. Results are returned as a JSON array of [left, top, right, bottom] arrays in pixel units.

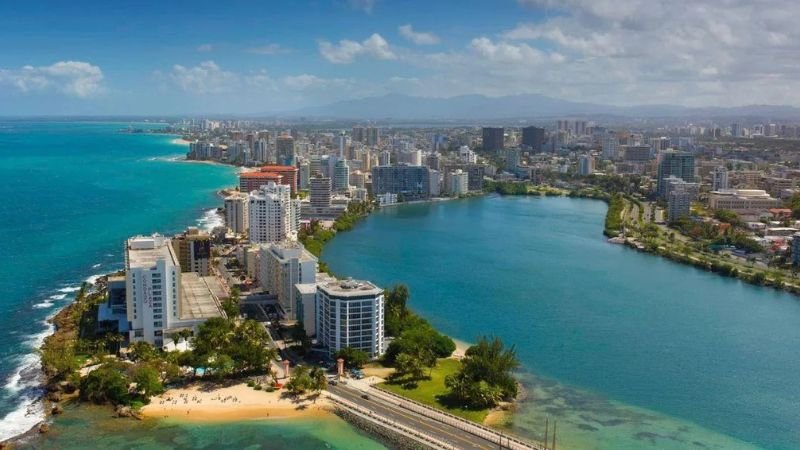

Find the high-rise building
[[298, 161, 310, 190], [578, 155, 595, 176], [276, 135, 296, 166], [371, 165, 431, 201], [352, 126, 366, 144], [350, 170, 366, 189], [712, 166, 729, 191], [366, 127, 380, 146], [448, 169, 469, 196], [459, 146, 477, 163], [443, 164, 485, 192], [792, 233, 800, 266], [224, 192, 249, 235], [521, 126, 545, 152], [333, 159, 350, 193], [309, 176, 332, 208], [482, 127, 504, 152], [379, 150, 391, 166], [171, 227, 212, 276], [657, 151, 695, 199], [316, 278, 385, 358], [125, 234, 223, 347], [248, 182, 300, 244], [621, 145, 652, 162], [602, 135, 619, 160], [505, 148, 520, 172], [668, 189, 691, 223], [259, 241, 317, 320], [253, 138, 270, 163]]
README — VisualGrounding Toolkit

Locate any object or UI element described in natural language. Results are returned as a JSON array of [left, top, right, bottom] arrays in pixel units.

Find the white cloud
[[398, 24, 440, 45], [0, 61, 104, 98], [196, 43, 214, 52], [396, 0, 800, 106], [349, 0, 376, 14], [159, 61, 238, 95], [319, 33, 396, 64], [245, 43, 290, 55]]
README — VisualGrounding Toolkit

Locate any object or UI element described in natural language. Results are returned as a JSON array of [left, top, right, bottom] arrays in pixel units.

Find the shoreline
[[140, 382, 332, 423]]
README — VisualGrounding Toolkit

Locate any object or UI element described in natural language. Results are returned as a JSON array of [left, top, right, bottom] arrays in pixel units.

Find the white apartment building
[[260, 241, 317, 320], [125, 234, 224, 347], [248, 182, 300, 244], [316, 278, 384, 358], [459, 145, 477, 163], [449, 169, 469, 196], [712, 166, 729, 191], [224, 192, 249, 235]]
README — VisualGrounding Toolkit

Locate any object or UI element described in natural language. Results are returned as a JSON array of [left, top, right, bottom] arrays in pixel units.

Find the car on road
[[361, 393, 370, 400]]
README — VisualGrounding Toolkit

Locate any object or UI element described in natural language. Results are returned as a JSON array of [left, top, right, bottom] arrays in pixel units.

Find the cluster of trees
[[80, 354, 173, 406], [383, 285, 456, 385], [299, 201, 374, 259], [285, 365, 327, 396], [334, 346, 369, 369], [444, 337, 519, 409], [604, 194, 625, 236], [484, 180, 530, 195], [188, 317, 277, 378]]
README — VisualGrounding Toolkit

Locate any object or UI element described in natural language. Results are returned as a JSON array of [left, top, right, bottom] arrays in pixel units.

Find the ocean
[[324, 196, 800, 450], [0, 121, 383, 449]]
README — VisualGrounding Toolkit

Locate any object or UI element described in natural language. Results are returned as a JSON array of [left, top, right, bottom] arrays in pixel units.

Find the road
[[328, 384, 504, 450]]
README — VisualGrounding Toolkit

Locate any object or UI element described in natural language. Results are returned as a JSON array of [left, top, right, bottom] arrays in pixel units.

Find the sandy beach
[[140, 382, 332, 422], [171, 137, 191, 146], [451, 338, 472, 359]]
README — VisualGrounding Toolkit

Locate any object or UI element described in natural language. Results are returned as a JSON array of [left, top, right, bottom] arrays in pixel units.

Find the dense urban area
[[33, 116, 800, 449]]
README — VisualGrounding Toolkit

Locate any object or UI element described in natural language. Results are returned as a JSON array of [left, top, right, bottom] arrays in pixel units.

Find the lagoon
[[324, 195, 800, 450]]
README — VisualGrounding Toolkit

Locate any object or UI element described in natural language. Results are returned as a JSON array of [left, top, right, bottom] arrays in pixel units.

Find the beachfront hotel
[[125, 234, 224, 348], [248, 182, 300, 244], [239, 165, 299, 195], [316, 278, 385, 359]]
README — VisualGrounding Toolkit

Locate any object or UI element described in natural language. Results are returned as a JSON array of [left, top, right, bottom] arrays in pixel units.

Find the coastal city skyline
[[4, 1, 800, 450], [3, 0, 800, 115]]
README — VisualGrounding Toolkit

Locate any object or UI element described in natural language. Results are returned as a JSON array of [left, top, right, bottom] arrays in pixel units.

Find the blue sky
[[1, 0, 799, 115]]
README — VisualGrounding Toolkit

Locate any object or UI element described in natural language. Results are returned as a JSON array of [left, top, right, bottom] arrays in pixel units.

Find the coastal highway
[[328, 384, 503, 449]]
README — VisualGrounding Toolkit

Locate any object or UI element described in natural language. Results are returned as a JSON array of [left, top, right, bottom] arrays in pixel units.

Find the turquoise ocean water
[[0, 121, 384, 449], [324, 196, 800, 450]]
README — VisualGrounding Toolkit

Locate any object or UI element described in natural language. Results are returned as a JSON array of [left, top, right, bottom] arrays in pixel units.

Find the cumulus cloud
[[319, 33, 396, 64], [0, 61, 104, 97], [496, 0, 800, 105], [398, 24, 440, 45], [157, 61, 238, 95], [245, 43, 290, 55]]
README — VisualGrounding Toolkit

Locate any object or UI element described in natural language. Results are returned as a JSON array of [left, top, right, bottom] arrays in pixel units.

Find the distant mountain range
[[284, 93, 800, 120]]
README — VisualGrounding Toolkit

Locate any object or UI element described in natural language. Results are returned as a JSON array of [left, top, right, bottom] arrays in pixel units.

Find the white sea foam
[[91, 263, 101, 269], [85, 273, 103, 285], [197, 208, 224, 233], [48, 294, 67, 301], [0, 323, 52, 440], [56, 286, 80, 293], [31, 302, 53, 309]]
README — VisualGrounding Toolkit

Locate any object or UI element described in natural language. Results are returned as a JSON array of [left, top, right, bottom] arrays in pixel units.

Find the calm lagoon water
[[324, 196, 800, 450]]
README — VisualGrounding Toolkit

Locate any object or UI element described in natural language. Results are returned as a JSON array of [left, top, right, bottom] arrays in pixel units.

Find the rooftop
[[127, 235, 177, 268], [319, 277, 382, 298], [179, 273, 225, 321]]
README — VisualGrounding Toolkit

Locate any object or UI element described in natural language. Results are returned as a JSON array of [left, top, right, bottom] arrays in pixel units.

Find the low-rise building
[[709, 189, 781, 215]]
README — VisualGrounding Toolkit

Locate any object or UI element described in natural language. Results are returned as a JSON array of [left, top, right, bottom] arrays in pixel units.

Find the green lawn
[[378, 358, 489, 423]]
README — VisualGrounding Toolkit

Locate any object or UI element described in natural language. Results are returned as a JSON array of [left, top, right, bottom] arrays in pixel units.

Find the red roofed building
[[239, 165, 298, 194]]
